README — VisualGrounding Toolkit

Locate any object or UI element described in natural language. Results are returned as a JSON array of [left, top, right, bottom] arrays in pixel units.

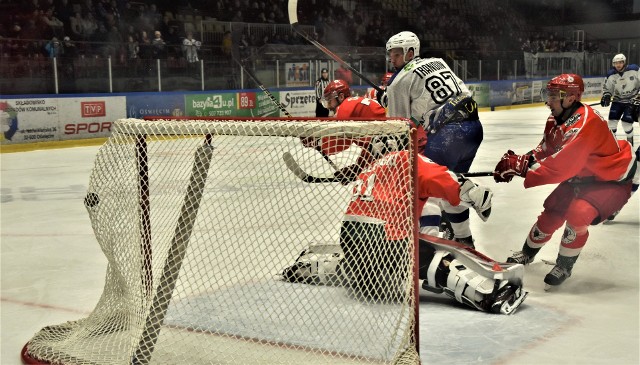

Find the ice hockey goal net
[[22, 117, 420, 365]]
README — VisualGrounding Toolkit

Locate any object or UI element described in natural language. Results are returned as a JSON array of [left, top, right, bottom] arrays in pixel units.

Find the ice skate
[[506, 245, 540, 265], [543, 254, 578, 290], [602, 210, 620, 224], [544, 265, 572, 290]]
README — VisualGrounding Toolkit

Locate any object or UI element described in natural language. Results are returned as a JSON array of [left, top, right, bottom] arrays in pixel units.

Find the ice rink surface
[[1, 104, 638, 364]]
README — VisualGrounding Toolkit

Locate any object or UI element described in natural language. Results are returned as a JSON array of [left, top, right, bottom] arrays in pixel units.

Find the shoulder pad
[[627, 64, 640, 71], [606, 68, 617, 77]]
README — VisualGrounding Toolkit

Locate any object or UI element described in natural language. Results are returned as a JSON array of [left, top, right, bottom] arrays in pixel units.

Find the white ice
[[1, 104, 638, 364]]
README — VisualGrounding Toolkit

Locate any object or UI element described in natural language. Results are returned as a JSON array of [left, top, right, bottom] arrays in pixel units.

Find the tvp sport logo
[[81, 101, 106, 117]]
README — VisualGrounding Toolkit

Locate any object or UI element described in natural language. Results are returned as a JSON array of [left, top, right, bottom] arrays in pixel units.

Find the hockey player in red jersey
[[367, 72, 394, 101], [300, 79, 387, 160], [302, 79, 427, 183], [494, 74, 637, 289]]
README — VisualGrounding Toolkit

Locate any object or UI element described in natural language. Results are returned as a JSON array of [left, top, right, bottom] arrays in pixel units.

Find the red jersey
[[317, 96, 387, 156], [525, 103, 635, 188], [345, 151, 461, 240]]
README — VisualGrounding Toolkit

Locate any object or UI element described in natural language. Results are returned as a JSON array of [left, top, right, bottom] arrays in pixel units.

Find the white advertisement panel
[[279, 89, 316, 117], [1, 98, 59, 144], [57, 96, 126, 140], [583, 77, 604, 99]]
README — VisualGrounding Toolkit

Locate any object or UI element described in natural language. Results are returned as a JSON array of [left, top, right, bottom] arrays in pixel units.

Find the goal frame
[[21, 117, 422, 364]]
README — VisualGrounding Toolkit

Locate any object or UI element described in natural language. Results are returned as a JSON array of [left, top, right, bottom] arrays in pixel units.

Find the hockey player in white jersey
[[384, 31, 484, 248], [601, 53, 640, 146]]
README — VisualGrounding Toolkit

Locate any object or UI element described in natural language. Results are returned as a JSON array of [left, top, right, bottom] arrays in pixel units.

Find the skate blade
[[544, 283, 560, 291], [499, 290, 528, 315]]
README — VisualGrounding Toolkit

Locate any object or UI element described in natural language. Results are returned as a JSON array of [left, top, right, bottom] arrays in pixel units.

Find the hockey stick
[[459, 171, 494, 177], [283, 151, 339, 183], [233, 56, 340, 171], [233, 57, 293, 118], [286, 150, 493, 183], [287, 0, 383, 93]]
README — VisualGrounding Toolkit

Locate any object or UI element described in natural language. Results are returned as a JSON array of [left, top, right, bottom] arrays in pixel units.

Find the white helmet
[[386, 31, 420, 57], [612, 53, 626, 65]]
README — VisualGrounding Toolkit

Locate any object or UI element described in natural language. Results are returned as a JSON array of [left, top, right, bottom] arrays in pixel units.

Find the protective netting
[[22, 118, 419, 365]]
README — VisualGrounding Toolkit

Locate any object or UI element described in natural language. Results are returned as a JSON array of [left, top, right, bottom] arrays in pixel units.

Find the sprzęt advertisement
[[279, 89, 315, 117]]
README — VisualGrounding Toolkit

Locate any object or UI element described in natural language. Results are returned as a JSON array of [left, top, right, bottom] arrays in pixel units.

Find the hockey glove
[[493, 150, 531, 183], [600, 93, 611, 107], [376, 89, 387, 108], [334, 164, 362, 185], [426, 95, 476, 134]]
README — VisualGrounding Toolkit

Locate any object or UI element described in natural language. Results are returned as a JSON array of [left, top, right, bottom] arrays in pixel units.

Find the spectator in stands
[[222, 31, 232, 57], [139, 30, 151, 58], [151, 30, 166, 59], [238, 32, 250, 58], [62, 36, 77, 58], [41, 7, 64, 38], [182, 31, 201, 65], [44, 36, 62, 58]]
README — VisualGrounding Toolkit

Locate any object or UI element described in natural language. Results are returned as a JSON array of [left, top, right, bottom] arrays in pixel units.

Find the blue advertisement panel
[[489, 80, 516, 106], [126, 93, 185, 118]]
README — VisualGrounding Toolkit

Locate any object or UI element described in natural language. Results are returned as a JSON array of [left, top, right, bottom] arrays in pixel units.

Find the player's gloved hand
[[376, 88, 387, 107], [334, 164, 362, 185], [600, 93, 611, 107], [425, 95, 475, 134], [299, 136, 319, 148], [493, 150, 531, 183]]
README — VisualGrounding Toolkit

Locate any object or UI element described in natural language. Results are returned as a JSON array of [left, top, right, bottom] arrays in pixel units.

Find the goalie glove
[[600, 92, 612, 107], [493, 150, 532, 183], [459, 178, 492, 222]]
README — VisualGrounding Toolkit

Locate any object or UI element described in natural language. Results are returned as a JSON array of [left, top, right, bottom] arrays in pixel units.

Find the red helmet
[[381, 72, 394, 86], [323, 79, 351, 100], [546, 74, 584, 101]]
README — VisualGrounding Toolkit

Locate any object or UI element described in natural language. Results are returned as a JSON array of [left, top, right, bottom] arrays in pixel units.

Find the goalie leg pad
[[442, 259, 527, 314], [281, 244, 345, 286]]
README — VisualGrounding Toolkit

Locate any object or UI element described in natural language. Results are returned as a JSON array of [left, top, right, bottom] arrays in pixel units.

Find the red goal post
[[22, 117, 421, 365]]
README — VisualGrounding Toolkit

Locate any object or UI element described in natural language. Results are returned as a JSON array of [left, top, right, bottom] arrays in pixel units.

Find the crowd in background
[[0, 0, 634, 64]]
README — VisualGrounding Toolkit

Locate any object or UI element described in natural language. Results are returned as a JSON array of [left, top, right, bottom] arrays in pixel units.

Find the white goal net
[[22, 117, 420, 365]]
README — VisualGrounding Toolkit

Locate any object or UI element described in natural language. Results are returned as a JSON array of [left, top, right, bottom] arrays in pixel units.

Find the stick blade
[[287, 0, 299, 24], [283, 152, 338, 183]]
